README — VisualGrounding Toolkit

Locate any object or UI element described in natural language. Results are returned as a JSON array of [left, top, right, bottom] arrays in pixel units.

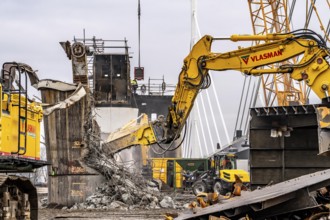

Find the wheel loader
[[192, 153, 250, 195]]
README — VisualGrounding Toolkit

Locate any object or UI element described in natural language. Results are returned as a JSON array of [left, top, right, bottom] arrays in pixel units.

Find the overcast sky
[[0, 1, 328, 156], [0, 0, 252, 84], [0, 1, 327, 85]]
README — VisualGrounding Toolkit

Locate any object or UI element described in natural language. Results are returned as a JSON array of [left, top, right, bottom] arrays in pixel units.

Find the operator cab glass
[[220, 155, 237, 170]]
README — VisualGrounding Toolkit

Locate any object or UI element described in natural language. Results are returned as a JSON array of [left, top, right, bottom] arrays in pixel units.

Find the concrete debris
[[40, 197, 48, 208], [69, 178, 169, 211], [148, 180, 158, 188], [74, 124, 156, 209], [64, 99, 185, 211], [160, 196, 176, 209], [86, 204, 96, 210], [121, 193, 132, 204], [109, 201, 126, 209]]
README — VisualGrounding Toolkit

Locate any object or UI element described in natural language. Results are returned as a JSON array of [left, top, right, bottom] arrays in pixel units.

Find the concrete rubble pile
[[73, 149, 181, 210], [76, 149, 169, 210], [68, 112, 179, 210]]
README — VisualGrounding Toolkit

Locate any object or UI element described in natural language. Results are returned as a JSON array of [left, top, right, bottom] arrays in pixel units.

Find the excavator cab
[[0, 62, 46, 168]]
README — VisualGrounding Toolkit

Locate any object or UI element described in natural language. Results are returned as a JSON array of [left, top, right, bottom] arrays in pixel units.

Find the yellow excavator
[[105, 28, 330, 155], [103, 29, 330, 196], [0, 62, 47, 220]]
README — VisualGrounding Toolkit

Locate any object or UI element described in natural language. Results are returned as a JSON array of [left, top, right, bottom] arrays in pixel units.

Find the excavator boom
[[104, 29, 330, 154]]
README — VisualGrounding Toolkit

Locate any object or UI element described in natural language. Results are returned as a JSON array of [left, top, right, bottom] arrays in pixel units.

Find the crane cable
[[288, 0, 296, 25], [233, 76, 248, 138], [304, 0, 316, 29]]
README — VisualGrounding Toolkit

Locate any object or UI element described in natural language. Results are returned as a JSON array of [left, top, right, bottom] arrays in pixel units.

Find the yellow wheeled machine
[[192, 153, 250, 195]]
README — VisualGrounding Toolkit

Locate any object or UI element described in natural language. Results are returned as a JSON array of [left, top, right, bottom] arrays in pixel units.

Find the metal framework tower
[[248, 0, 308, 106]]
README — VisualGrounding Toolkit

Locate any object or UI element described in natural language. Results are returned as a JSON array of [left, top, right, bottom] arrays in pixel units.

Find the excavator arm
[[104, 29, 330, 154]]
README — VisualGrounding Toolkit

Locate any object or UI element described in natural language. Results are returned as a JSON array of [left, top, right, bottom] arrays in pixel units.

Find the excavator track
[[0, 175, 37, 220]]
